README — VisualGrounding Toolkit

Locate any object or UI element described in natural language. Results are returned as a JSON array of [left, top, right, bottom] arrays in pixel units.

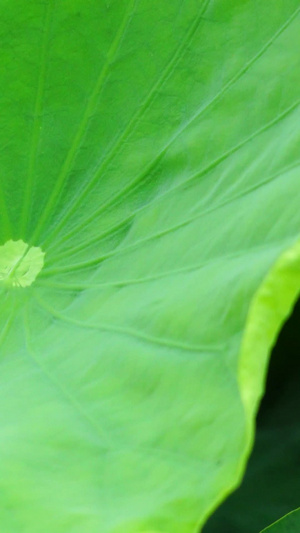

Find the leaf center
[[0, 240, 45, 288]]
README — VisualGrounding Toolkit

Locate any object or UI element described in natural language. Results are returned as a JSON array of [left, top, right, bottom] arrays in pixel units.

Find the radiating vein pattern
[[0, 1, 300, 533], [42, 3, 300, 252]]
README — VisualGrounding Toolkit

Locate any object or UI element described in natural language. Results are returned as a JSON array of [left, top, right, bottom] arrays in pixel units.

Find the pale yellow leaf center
[[0, 240, 45, 288]]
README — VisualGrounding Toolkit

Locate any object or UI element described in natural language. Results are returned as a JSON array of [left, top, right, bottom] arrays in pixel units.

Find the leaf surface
[[0, 1, 300, 532]]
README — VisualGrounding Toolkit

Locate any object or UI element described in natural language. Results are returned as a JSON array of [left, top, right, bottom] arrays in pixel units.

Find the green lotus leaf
[[0, 1, 299, 532], [261, 509, 300, 532]]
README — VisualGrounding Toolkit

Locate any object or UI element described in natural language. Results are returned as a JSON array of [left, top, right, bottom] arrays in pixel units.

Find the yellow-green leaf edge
[[199, 237, 300, 532]]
